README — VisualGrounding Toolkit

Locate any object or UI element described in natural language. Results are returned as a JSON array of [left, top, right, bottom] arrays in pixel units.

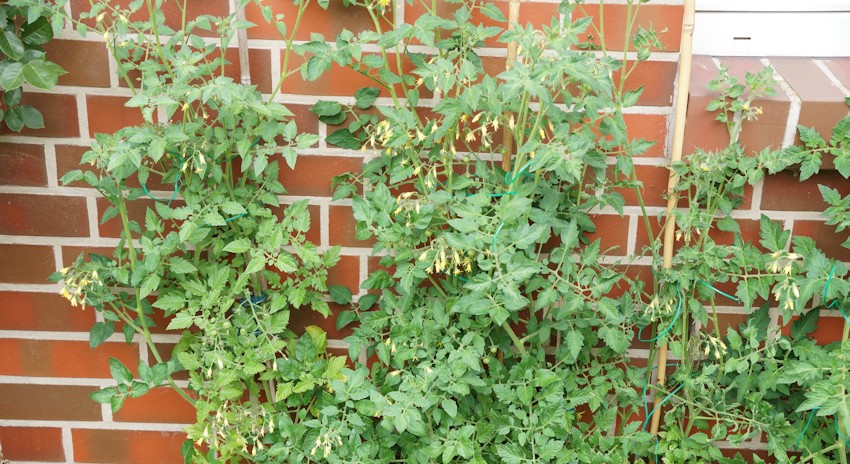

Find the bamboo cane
[[501, 0, 522, 172], [232, 0, 252, 85], [648, 0, 696, 436]]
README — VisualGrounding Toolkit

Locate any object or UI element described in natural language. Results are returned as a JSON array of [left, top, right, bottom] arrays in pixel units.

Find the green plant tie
[[823, 263, 850, 323], [638, 285, 683, 342], [641, 383, 684, 432], [698, 279, 740, 302], [490, 160, 534, 252], [795, 407, 819, 450]]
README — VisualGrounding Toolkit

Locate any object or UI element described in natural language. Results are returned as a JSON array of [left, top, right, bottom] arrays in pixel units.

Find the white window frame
[[692, 0, 850, 57]]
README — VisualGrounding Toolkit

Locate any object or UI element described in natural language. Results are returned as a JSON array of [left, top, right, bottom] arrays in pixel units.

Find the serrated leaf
[[223, 238, 251, 254], [20, 16, 53, 46], [166, 312, 194, 330], [169, 257, 196, 274], [109, 357, 133, 384], [310, 100, 342, 117], [177, 351, 200, 370], [89, 321, 114, 348], [90, 387, 118, 404], [138, 273, 160, 298], [336, 310, 356, 330]]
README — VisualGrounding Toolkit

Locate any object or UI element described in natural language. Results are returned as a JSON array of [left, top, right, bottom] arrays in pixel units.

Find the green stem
[[502, 322, 527, 356]]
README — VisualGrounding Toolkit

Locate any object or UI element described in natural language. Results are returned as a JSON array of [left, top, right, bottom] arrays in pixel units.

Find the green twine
[[796, 408, 819, 450], [824, 263, 850, 323], [698, 279, 740, 302], [641, 383, 684, 431]]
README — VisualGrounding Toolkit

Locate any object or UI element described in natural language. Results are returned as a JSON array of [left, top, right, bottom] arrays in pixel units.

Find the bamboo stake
[[231, 0, 252, 85], [648, 0, 696, 436], [501, 0, 522, 172]]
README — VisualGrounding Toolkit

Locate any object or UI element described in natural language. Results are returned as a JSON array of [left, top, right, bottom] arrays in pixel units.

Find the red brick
[[0, 339, 139, 378], [113, 387, 195, 424], [574, 4, 683, 52], [405, 0, 559, 48], [0, 93, 79, 138], [70, 0, 229, 37], [704, 313, 748, 338], [97, 197, 156, 238], [0, 291, 95, 332], [279, 156, 362, 197], [821, 58, 850, 90], [288, 104, 319, 136], [585, 214, 630, 253], [329, 205, 375, 247], [614, 60, 678, 107], [761, 170, 850, 212], [623, 114, 667, 157], [72, 429, 185, 464], [0, 143, 47, 186], [780, 315, 846, 345], [87, 96, 145, 136], [0, 245, 55, 284], [0, 194, 89, 237], [772, 58, 849, 147], [222, 48, 273, 93], [0, 384, 101, 421], [0, 426, 65, 462], [615, 164, 670, 207], [245, 0, 377, 41], [792, 221, 850, 262], [55, 144, 92, 188], [44, 39, 111, 87], [282, 52, 420, 98], [327, 254, 361, 294]]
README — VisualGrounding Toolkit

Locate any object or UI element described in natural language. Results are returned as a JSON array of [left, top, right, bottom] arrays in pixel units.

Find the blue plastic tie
[[638, 286, 683, 343], [698, 279, 740, 302]]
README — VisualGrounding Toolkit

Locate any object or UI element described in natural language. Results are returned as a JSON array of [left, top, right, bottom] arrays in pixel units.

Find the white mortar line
[[86, 196, 100, 239], [320, 203, 330, 248], [813, 59, 850, 99], [0, 419, 188, 432], [62, 427, 74, 463], [762, 58, 802, 149], [76, 92, 90, 142], [44, 143, 58, 188]]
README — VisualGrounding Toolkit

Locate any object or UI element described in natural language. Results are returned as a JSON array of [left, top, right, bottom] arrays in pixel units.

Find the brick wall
[[0, 0, 848, 462]]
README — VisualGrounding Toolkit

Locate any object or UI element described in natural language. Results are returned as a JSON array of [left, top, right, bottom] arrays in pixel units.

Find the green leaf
[[22, 60, 65, 89], [716, 216, 739, 233], [441, 398, 458, 418], [20, 16, 53, 46], [109, 357, 133, 384], [223, 238, 251, 254], [89, 321, 114, 348], [20, 105, 44, 129], [166, 312, 194, 330], [354, 87, 380, 109], [169, 257, 196, 274], [310, 100, 342, 117], [0, 62, 24, 91], [326, 128, 361, 150], [0, 30, 25, 60], [177, 351, 201, 370], [138, 273, 160, 298], [329, 285, 352, 304], [336, 310, 356, 330], [4, 107, 23, 132], [90, 387, 118, 404], [759, 214, 790, 252]]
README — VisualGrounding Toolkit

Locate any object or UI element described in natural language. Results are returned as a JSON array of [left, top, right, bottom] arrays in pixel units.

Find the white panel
[[693, 12, 850, 57], [697, 0, 850, 12]]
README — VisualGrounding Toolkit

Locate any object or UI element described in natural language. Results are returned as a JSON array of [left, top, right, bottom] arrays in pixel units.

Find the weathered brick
[[0, 339, 139, 378], [0, 194, 89, 237], [0, 143, 47, 186], [0, 426, 65, 462], [0, 245, 55, 284], [0, 291, 95, 332], [0, 384, 100, 421], [72, 429, 185, 463]]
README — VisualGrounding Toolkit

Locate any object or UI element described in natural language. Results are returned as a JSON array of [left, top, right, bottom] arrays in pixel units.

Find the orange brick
[[87, 96, 145, 136], [279, 156, 363, 197], [574, 4, 683, 52], [0, 426, 65, 462], [245, 0, 377, 41], [0, 291, 95, 332], [113, 387, 195, 424], [0, 339, 139, 378], [327, 254, 361, 294], [72, 429, 185, 464]]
